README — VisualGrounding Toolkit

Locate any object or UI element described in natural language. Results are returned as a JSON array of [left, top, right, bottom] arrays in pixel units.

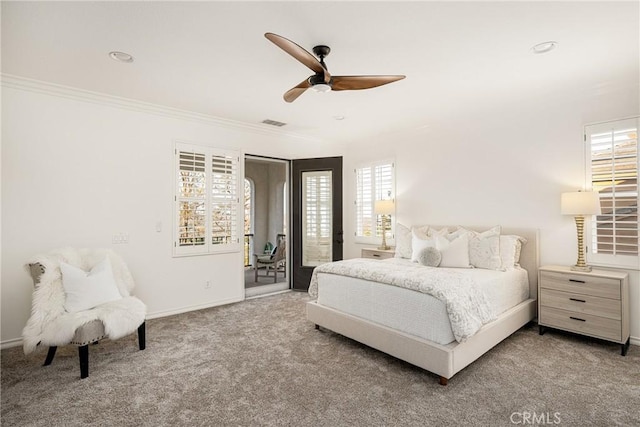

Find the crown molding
[[1, 73, 321, 142]]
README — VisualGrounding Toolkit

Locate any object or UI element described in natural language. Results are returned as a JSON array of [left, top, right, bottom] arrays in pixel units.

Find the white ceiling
[[2, 1, 638, 143]]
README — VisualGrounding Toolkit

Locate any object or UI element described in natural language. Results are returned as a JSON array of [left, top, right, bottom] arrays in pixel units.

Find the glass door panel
[[302, 171, 333, 267]]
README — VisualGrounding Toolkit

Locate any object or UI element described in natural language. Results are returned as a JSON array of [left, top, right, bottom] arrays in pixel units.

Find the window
[[355, 160, 395, 244], [586, 117, 639, 268], [174, 142, 242, 256]]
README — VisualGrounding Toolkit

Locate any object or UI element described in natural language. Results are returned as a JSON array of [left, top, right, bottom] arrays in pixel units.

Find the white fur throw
[[22, 248, 146, 355]]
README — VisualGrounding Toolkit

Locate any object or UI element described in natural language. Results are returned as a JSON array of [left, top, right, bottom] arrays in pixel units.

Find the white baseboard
[[145, 296, 243, 320], [1, 338, 23, 350]]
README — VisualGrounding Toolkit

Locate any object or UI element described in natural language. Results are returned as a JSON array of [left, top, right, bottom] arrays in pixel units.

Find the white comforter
[[309, 258, 497, 342]]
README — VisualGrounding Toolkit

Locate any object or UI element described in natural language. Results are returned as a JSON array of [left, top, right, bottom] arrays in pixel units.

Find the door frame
[[291, 156, 343, 291], [244, 154, 291, 295]]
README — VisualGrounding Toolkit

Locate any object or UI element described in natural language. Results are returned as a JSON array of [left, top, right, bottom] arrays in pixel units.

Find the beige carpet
[[2, 291, 638, 426]]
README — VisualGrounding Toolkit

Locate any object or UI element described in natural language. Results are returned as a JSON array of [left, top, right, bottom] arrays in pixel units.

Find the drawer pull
[[372, 254, 381, 257], [569, 279, 586, 284], [569, 298, 586, 303], [569, 316, 586, 322]]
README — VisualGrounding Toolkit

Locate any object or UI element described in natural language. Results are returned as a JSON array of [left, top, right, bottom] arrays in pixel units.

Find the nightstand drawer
[[539, 306, 622, 342], [361, 248, 394, 260], [540, 271, 621, 299], [540, 289, 621, 321]]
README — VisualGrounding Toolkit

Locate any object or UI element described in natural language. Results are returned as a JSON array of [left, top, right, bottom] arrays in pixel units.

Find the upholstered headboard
[[426, 226, 540, 299]]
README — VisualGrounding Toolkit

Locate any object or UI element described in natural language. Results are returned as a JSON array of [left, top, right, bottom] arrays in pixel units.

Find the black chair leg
[[78, 345, 89, 379], [43, 346, 57, 366], [138, 322, 146, 351]]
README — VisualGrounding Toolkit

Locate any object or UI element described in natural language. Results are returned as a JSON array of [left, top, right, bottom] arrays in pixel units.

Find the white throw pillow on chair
[[60, 257, 123, 313]]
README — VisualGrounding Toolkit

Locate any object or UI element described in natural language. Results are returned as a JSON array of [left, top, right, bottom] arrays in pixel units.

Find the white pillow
[[466, 226, 502, 270], [394, 223, 413, 259], [435, 234, 471, 268], [427, 227, 449, 238], [60, 257, 123, 313], [500, 235, 527, 270], [411, 229, 436, 262]]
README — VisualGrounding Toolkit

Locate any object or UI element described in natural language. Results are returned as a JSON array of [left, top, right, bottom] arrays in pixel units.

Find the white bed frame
[[306, 226, 539, 385]]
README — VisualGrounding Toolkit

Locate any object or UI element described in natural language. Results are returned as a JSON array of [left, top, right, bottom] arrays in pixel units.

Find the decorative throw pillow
[[394, 223, 413, 259], [416, 247, 441, 267], [500, 235, 528, 270], [464, 225, 502, 270], [60, 257, 123, 313], [411, 229, 436, 262], [435, 234, 471, 268]]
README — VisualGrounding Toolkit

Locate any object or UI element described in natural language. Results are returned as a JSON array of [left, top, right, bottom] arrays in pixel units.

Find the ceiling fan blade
[[331, 75, 406, 91], [283, 79, 312, 103], [265, 33, 331, 83]]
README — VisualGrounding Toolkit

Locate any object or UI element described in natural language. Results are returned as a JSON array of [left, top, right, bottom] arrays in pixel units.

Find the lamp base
[[570, 264, 593, 272], [377, 245, 390, 250]]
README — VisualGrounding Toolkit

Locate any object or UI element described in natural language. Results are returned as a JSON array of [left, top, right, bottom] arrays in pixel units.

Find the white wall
[[0, 78, 343, 345], [342, 92, 640, 343]]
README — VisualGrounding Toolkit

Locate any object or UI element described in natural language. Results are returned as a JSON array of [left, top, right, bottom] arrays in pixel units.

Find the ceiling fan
[[265, 32, 406, 103]]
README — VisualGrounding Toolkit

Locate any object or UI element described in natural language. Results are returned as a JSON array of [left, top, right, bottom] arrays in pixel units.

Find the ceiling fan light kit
[[312, 83, 332, 93], [265, 32, 405, 102]]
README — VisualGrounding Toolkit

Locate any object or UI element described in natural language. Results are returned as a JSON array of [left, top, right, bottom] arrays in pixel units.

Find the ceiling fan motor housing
[[309, 74, 331, 86]]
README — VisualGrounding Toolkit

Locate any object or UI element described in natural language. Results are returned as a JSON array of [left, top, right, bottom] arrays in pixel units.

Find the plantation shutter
[[176, 148, 208, 254], [586, 117, 640, 267], [211, 153, 240, 248], [356, 167, 373, 237], [302, 171, 333, 266], [175, 142, 241, 256], [355, 160, 395, 243], [374, 163, 394, 237]]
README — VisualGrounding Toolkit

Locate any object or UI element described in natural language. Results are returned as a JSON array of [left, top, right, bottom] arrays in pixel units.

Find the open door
[[291, 157, 343, 291]]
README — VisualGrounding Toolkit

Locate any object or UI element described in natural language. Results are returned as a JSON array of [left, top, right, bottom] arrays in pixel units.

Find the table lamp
[[561, 191, 602, 272]]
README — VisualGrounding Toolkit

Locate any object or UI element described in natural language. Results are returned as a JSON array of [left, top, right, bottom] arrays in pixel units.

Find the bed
[[306, 226, 539, 385]]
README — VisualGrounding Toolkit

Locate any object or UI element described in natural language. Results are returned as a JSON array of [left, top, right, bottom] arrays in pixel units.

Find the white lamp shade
[[561, 191, 602, 216], [374, 200, 395, 215]]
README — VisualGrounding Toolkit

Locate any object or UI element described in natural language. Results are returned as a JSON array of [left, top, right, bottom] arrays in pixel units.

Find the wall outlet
[[204, 281, 211, 289]]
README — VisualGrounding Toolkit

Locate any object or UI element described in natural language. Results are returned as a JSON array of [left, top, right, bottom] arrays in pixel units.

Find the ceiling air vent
[[262, 119, 287, 127]]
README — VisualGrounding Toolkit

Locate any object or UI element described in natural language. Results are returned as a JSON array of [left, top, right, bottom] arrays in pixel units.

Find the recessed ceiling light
[[333, 115, 345, 121], [531, 41, 557, 54], [109, 51, 134, 63]]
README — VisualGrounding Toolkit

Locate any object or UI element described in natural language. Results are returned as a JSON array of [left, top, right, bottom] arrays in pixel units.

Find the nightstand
[[538, 265, 630, 355], [361, 247, 395, 260]]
